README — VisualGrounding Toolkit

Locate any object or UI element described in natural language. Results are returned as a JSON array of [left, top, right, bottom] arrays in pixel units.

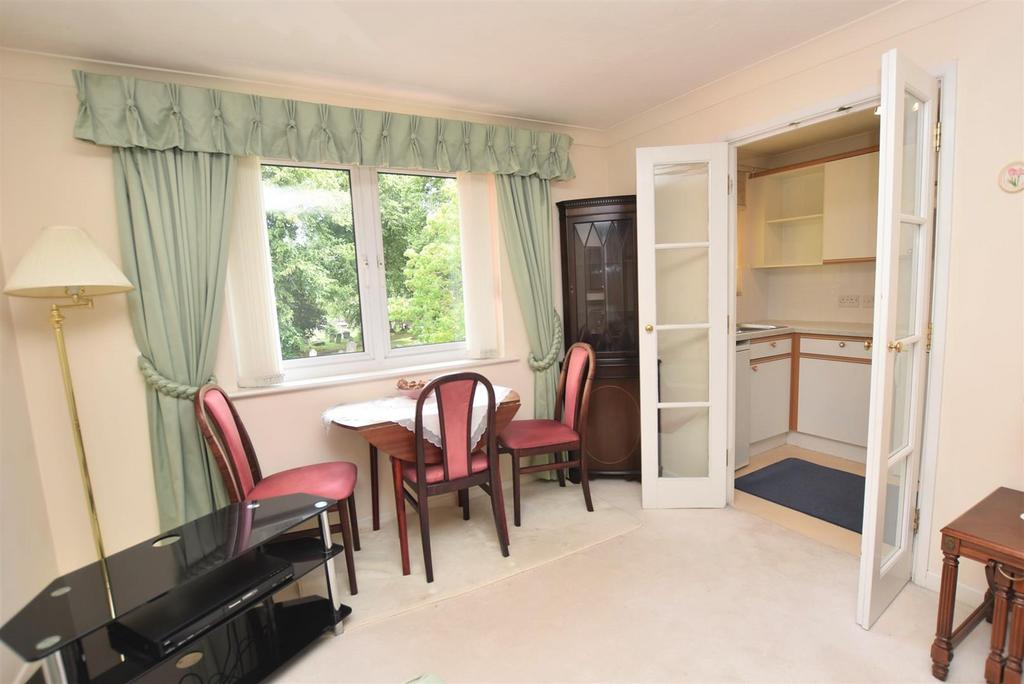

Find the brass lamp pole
[[4, 226, 133, 596]]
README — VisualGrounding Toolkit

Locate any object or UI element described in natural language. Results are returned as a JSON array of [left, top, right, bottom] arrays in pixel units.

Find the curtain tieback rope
[[527, 310, 563, 372], [138, 355, 213, 400]]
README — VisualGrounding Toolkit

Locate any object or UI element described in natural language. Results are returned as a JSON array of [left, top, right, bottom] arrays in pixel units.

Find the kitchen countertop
[[737, 320, 873, 342]]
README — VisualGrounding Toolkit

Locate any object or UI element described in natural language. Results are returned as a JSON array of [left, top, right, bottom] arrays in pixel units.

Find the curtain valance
[[72, 70, 575, 181]]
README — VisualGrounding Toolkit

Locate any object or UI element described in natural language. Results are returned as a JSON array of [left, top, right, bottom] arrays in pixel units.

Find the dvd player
[[108, 552, 293, 660]]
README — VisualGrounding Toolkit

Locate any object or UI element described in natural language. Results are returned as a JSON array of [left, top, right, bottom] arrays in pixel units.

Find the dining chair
[[394, 372, 510, 583], [498, 342, 596, 526], [194, 384, 360, 595]]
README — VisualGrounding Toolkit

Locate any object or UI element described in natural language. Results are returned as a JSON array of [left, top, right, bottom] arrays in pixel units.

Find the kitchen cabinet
[[797, 356, 871, 447], [745, 149, 878, 268], [823, 151, 879, 262], [749, 356, 790, 444]]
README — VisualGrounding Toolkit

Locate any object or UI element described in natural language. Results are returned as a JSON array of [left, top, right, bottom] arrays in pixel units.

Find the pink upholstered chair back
[[559, 343, 595, 431], [415, 373, 497, 484], [194, 385, 263, 502]]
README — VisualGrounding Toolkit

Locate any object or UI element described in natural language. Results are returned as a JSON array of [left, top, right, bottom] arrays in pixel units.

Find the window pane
[[262, 165, 363, 361], [378, 172, 466, 349]]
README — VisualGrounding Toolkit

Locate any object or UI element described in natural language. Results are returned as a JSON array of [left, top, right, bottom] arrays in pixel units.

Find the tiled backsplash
[[738, 260, 876, 324]]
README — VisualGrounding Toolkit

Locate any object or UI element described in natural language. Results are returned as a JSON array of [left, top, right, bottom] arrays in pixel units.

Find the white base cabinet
[[749, 356, 790, 444], [796, 357, 871, 446]]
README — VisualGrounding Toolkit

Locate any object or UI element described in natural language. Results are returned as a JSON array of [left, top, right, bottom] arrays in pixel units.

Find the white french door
[[857, 49, 939, 628], [637, 144, 731, 508]]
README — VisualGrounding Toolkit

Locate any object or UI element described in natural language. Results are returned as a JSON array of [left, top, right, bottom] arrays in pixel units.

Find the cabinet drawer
[[751, 336, 791, 359], [800, 336, 871, 360]]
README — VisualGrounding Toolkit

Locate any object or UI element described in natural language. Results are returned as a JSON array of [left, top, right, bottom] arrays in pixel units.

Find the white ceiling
[[0, 1, 897, 130]]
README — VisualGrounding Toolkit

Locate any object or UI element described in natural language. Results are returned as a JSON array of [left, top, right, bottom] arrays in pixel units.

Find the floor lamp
[[3, 225, 133, 585]]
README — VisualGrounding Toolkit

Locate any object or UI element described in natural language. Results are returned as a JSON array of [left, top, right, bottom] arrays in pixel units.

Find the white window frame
[[261, 160, 470, 382]]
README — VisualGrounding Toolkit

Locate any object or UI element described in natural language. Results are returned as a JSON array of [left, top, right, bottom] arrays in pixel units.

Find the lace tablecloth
[[322, 384, 513, 449]]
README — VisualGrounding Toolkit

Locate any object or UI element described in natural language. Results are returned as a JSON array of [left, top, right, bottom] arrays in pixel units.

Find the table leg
[[1004, 575, 1024, 684], [932, 550, 960, 680], [369, 445, 380, 531], [392, 458, 411, 575], [318, 510, 345, 635], [41, 651, 70, 684], [986, 566, 1013, 683]]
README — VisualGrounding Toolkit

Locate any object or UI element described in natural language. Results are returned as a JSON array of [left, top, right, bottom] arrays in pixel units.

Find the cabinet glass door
[[857, 49, 938, 628], [637, 144, 730, 508]]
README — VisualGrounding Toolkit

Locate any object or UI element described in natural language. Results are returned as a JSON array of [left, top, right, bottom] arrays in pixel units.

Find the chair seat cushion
[[246, 461, 357, 503], [402, 451, 490, 484], [498, 419, 580, 451]]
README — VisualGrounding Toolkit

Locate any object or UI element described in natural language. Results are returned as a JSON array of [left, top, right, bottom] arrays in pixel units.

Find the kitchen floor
[[734, 444, 865, 555]]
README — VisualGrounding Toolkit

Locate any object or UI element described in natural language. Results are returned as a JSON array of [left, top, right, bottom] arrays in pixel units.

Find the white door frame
[[723, 64, 958, 597]]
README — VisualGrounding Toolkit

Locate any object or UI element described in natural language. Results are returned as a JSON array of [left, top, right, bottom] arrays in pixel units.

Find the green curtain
[[113, 147, 235, 529], [495, 174, 562, 420], [73, 70, 574, 181]]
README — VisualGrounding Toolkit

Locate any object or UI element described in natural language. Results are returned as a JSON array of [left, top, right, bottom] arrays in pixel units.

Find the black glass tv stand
[[1, 493, 352, 683]]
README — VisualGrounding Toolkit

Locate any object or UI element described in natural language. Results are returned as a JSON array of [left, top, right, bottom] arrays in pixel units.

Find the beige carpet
[[292, 478, 641, 629]]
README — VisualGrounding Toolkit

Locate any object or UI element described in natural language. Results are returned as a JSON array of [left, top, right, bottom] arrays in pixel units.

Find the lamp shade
[[3, 225, 133, 298]]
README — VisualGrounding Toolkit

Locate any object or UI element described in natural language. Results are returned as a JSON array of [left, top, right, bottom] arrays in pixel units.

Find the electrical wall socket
[[862, 294, 875, 308], [838, 294, 861, 308]]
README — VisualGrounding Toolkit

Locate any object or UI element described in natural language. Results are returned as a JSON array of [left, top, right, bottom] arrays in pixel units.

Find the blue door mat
[[735, 458, 867, 533]]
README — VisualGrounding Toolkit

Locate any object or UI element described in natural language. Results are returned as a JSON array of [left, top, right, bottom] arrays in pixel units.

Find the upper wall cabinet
[[822, 151, 880, 263], [746, 150, 879, 268]]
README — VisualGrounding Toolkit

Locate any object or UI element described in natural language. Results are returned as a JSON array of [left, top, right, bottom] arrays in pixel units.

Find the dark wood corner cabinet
[[557, 195, 641, 479]]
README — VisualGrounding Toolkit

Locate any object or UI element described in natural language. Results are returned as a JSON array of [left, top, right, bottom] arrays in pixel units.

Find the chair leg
[[418, 489, 434, 583], [346, 495, 361, 551], [555, 451, 566, 487], [511, 451, 522, 527], [339, 498, 358, 595], [578, 449, 594, 513], [459, 488, 470, 520], [391, 458, 411, 576], [488, 469, 510, 557], [369, 445, 380, 531]]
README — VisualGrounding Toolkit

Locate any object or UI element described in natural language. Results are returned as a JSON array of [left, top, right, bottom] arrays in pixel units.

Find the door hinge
[[728, 175, 734, 195], [933, 123, 941, 151], [926, 321, 933, 353], [912, 507, 921, 534]]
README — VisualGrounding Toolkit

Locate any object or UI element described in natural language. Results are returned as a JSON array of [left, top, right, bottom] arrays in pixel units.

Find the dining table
[[323, 386, 521, 575]]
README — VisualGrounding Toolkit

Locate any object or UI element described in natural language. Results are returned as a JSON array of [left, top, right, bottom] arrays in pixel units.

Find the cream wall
[[604, 0, 1024, 593], [0, 50, 609, 580], [0, 260, 58, 683]]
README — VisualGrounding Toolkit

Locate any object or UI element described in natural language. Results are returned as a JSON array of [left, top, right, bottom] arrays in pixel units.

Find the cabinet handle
[[864, 339, 873, 351], [751, 365, 759, 372], [770, 341, 777, 348], [838, 341, 846, 348]]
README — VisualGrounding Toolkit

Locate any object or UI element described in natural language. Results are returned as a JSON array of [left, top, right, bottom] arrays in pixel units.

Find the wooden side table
[[931, 487, 1024, 683]]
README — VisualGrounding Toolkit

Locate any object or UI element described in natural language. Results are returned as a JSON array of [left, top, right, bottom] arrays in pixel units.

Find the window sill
[[229, 356, 521, 400]]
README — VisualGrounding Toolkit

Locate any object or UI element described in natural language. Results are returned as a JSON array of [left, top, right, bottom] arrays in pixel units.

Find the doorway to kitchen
[[732, 107, 882, 556]]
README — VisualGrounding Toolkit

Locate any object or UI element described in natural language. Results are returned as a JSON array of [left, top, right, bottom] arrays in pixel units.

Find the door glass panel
[[657, 329, 709, 403], [881, 456, 908, 566], [655, 248, 708, 324], [658, 407, 709, 478], [889, 342, 915, 454], [894, 222, 919, 339], [901, 92, 924, 216], [654, 163, 709, 244]]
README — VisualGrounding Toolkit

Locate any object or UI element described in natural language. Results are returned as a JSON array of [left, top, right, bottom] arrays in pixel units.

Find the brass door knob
[[888, 341, 903, 353], [864, 339, 873, 350], [644, 324, 654, 333]]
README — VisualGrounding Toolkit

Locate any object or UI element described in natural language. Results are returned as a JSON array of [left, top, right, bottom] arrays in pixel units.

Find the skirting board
[[749, 432, 867, 463], [787, 432, 866, 463], [920, 569, 985, 610]]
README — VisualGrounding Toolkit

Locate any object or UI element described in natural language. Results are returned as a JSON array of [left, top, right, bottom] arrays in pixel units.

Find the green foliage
[[263, 165, 465, 360]]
